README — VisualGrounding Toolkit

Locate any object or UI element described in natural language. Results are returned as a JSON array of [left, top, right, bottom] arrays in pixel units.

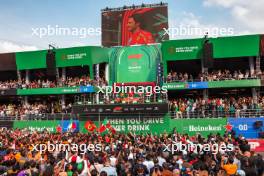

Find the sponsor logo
[[62, 88, 78, 93], [128, 54, 143, 59], [28, 126, 55, 132], [188, 125, 222, 132], [128, 65, 142, 70], [113, 106, 122, 112], [224, 123, 233, 131], [168, 46, 175, 54], [175, 46, 199, 53], [61, 53, 87, 60]]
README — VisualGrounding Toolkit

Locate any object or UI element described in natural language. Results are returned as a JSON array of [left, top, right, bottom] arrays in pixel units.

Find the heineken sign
[[164, 82, 208, 90], [170, 118, 227, 136], [13, 121, 60, 133], [17, 86, 95, 95], [187, 124, 223, 132]]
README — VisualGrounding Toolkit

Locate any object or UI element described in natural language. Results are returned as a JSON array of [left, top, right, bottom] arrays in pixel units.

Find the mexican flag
[[98, 119, 115, 133], [108, 126, 116, 134], [98, 119, 108, 133]]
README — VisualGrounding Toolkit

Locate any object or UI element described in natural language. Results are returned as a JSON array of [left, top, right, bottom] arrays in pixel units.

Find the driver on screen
[[127, 14, 154, 45]]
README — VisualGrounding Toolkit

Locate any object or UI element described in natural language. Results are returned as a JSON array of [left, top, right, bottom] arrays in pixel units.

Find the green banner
[[163, 80, 261, 90], [16, 50, 47, 70], [80, 115, 171, 134], [109, 45, 160, 83], [90, 46, 110, 64], [55, 47, 91, 67], [162, 35, 260, 61], [163, 82, 186, 90], [13, 121, 60, 133], [17, 87, 81, 95], [170, 118, 227, 137], [161, 38, 203, 61], [208, 79, 261, 88], [11, 117, 228, 136], [55, 46, 109, 67], [212, 35, 260, 58]]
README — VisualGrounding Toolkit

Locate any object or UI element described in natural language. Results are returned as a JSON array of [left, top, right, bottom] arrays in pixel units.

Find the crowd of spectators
[[0, 75, 107, 90], [166, 70, 259, 83], [0, 129, 263, 176], [169, 96, 264, 118], [0, 102, 72, 119]]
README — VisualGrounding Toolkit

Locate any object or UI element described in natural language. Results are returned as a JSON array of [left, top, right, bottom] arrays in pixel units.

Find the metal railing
[[2, 109, 264, 121], [166, 77, 259, 83], [74, 94, 168, 105], [170, 109, 264, 118], [0, 113, 78, 121]]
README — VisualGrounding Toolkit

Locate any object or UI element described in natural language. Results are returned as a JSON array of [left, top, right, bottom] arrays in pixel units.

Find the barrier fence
[[0, 118, 263, 139], [0, 111, 264, 139], [170, 109, 264, 118], [1, 109, 264, 121]]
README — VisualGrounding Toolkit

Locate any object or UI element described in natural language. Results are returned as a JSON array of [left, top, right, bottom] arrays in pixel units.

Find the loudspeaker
[[46, 50, 56, 76], [254, 121, 263, 129], [203, 42, 214, 68]]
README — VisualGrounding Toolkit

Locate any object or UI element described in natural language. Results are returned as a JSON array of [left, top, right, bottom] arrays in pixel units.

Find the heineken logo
[[28, 126, 55, 132], [62, 88, 79, 93], [187, 125, 223, 132]]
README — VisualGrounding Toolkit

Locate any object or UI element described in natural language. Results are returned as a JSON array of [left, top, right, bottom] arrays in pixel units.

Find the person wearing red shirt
[[127, 14, 154, 45]]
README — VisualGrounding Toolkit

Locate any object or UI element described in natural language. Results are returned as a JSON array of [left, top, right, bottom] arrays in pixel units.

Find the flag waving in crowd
[[84, 121, 97, 132], [98, 119, 116, 134], [84, 119, 116, 134]]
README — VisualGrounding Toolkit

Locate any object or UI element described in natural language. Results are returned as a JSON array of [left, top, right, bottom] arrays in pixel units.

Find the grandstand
[[0, 34, 264, 139], [1, 3, 264, 175]]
